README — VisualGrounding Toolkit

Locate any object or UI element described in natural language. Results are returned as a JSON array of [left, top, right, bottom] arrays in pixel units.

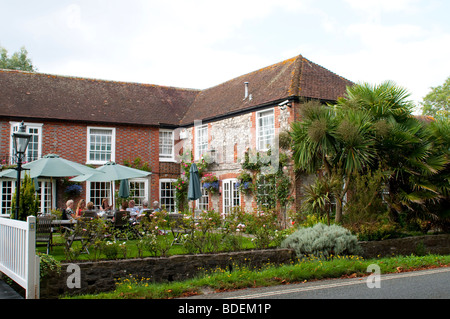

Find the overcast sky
[[1, 0, 449, 109]]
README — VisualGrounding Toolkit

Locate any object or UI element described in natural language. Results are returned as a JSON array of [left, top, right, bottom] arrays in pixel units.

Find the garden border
[[40, 234, 450, 299]]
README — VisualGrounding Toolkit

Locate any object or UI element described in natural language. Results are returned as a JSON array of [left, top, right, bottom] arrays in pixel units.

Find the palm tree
[[291, 101, 376, 222], [338, 81, 449, 227], [292, 81, 449, 226]]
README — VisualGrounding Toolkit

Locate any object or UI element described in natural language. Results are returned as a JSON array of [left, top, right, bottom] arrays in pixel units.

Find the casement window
[[160, 179, 177, 212], [256, 109, 275, 151], [128, 178, 149, 207], [87, 127, 115, 164], [36, 180, 55, 213], [256, 175, 275, 209], [196, 184, 209, 211], [0, 180, 14, 216], [159, 129, 174, 161], [195, 124, 208, 160], [0, 179, 55, 215], [222, 178, 240, 216], [10, 122, 43, 164], [87, 181, 111, 209]]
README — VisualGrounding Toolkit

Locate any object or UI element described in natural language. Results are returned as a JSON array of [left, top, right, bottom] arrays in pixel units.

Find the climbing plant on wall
[[239, 148, 292, 210]]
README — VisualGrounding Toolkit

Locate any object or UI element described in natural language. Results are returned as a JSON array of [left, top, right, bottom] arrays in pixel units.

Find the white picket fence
[[0, 216, 40, 299]]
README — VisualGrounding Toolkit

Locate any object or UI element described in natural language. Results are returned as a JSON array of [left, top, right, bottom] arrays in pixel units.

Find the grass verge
[[65, 254, 450, 299]]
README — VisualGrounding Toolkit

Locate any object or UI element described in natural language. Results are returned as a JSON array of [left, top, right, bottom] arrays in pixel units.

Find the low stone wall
[[41, 248, 296, 299], [40, 234, 450, 299], [359, 234, 450, 259]]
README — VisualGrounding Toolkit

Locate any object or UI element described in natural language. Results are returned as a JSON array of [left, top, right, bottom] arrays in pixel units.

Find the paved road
[[186, 267, 450, 299], [0, 279, 23, 299]]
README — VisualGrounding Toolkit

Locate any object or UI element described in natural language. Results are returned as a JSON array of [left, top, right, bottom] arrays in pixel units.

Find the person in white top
[[126, 200, 140, 219]]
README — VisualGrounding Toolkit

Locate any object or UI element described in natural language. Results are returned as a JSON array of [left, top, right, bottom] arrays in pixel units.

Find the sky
[[1, 0, 449, 111]]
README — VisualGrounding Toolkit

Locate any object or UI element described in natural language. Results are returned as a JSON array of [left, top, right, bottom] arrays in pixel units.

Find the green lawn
[[39, 231, 256, 262]]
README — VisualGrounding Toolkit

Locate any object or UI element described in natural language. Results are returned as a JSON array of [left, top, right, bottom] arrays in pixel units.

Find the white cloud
[[313, 27, 450, 104], [344, 0, 422, 15]]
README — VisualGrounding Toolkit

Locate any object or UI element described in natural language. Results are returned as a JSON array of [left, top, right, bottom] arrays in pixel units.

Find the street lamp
[[12, 122, 31, 220]]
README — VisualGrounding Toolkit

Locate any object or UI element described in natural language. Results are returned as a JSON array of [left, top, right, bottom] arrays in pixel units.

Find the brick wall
[[0, 119, 175, 210]]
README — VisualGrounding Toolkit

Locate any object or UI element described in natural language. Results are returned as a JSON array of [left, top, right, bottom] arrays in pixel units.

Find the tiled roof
[[0, 54, 353, 127], [180, 55, 353, 125], [0, 69, 199, 126]]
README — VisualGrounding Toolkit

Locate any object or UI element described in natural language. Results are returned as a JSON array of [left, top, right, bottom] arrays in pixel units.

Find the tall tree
[[0, 46, 36, 72], [292, 81, 449, 226], [421, 76, 450, 118]]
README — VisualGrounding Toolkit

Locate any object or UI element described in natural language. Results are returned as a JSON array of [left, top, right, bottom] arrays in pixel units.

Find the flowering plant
[[64, 184, 82, 197], [202, 173, 219, 194], [236, 171, 253, 194]]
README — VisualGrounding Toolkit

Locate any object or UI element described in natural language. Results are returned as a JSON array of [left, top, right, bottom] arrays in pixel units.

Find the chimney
[[244, 82, 249, 100]]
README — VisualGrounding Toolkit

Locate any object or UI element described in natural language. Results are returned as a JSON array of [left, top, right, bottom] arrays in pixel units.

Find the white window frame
[[36, 179, 56, 213], [0, 178, 55, 215], [196, 184, 209, 211], [86, 181, 112, 209], [0, 179, 15, 216], [128, 178, 149, 207], [159, 129, 175, 162], [256, 109, 275, 151], [222, 178, 240, 216], [10, 122, 43, 164], [159, 178, 177, 212], [86, 127, 116, 165], [195, 124, 208, 161]]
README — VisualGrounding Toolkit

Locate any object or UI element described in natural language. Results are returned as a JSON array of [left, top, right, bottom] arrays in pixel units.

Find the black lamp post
[[12, 122, 31, 220]]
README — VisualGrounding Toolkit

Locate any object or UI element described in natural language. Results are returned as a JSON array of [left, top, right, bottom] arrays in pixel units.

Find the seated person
[[62, 199, 76, 220], [126, 200, 140, 220], [82, 201, 98, 219], [100, 198, 113, 211], [152, 201, 161, 212]]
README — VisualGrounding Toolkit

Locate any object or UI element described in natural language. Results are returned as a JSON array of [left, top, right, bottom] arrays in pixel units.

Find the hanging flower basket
[[64, 184, 82, 197], [202, 174, 219, 194]]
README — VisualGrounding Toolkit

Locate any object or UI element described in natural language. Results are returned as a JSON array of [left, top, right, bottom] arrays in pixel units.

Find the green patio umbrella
[[0, 154, 99, 179], [187, 163, 202, 215], [70, 161, 151, 182], [0, 154, 100, 210], [118, 179, 130, 198], [70, 161, 151, 208]]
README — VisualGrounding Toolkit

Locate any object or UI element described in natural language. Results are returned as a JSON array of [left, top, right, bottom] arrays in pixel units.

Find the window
[[195, 124, 208, 160], [159, 130, 174, 161], [0, 180, 14, 215], [36, 180, 54, 213], [0, 179, 55, 215], [160, 179, 176, 212], [88, 182, 111, 209], [129, 178, 149, 207], [222, 179, 240, 216], [196, 185, 209, 211], [10, 122, 42, 164], [256, 175, 275, 209], [87, 127, 115, 164], [257, 109, 275, 151]]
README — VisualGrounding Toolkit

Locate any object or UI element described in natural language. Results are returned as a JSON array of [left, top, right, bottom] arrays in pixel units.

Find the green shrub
[[38, 253, 61, 279], [281, 223, 362, 258]]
